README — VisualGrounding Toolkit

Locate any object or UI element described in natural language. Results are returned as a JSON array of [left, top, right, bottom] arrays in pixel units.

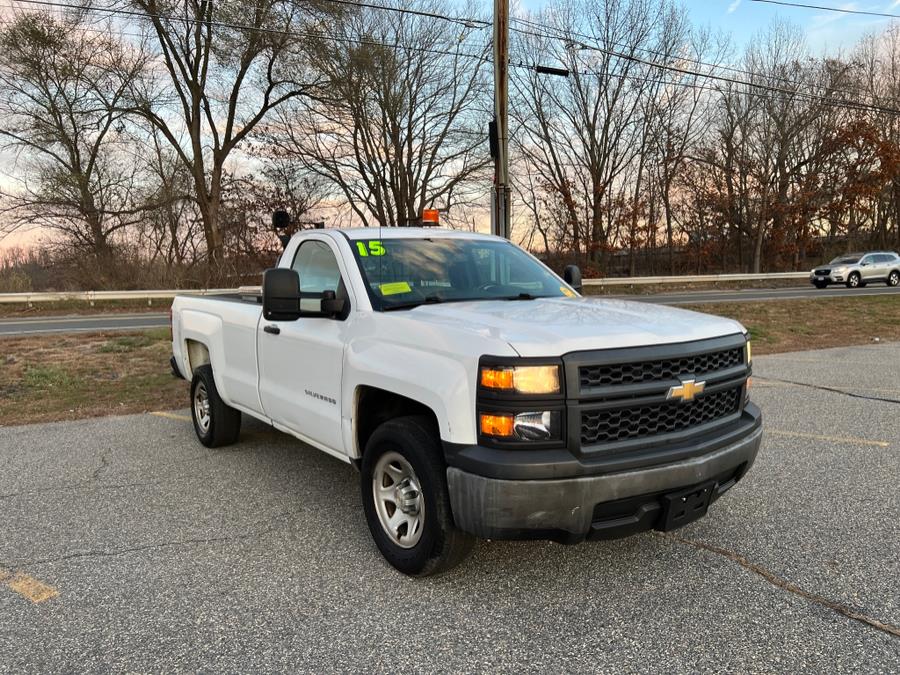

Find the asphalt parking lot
[[1, 343, 898, 672]]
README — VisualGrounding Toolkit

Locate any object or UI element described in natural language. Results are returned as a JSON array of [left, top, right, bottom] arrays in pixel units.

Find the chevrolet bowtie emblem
[[667, 378, 706, 402]]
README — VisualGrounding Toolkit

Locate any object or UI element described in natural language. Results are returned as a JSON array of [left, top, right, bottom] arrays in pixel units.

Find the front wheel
[[846, 272, 862, 289], [889, 270, 900, 287], [360, 416, 474, 576]]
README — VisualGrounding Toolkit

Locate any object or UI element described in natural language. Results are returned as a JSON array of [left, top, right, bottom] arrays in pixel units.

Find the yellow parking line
[[768, 429, 890, 448], [151, 411, 191, 422], [0, 568, 59, 604]]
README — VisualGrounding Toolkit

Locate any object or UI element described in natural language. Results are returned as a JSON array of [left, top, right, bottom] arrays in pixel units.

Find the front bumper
[[446, 419, 762, 543], [810, 273, 843, 284]]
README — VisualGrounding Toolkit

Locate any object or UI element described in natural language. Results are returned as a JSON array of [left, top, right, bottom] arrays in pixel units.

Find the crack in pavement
[[660, 532, 900, 640], [755, 376, 900, 405], [91, 453, 109, 481], [0, 473, 211, 501], [0, 508, 301, 569]]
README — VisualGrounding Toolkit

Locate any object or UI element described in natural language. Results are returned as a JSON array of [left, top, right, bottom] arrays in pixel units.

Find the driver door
[[257, 238, 352, 455]]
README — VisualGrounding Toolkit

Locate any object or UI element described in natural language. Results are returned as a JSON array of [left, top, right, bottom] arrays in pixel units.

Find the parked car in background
[[810, 252, 900, 289]]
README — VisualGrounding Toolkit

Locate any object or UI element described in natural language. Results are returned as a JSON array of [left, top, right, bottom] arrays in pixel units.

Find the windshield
[[350, 237, 574, 310], [829, 255, 860, 265]]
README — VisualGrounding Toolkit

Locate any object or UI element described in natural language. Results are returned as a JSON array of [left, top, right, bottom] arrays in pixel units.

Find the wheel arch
[[353, 386, 440, 460], [185, 338, 210, 375]]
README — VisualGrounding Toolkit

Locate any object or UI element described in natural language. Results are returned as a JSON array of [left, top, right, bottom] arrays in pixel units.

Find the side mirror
[[262, 268, 301, 321], [563, 265, 583, 294], [321, 290, 348, 319]]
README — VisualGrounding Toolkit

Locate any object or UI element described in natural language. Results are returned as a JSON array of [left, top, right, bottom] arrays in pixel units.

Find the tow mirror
[[262, 268, 301, 321], [321, 290, 347, 319], [563, 265, 583, 294]]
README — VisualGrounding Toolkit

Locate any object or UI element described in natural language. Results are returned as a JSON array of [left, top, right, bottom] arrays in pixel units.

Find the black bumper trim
[[446, 425, 763, 543]]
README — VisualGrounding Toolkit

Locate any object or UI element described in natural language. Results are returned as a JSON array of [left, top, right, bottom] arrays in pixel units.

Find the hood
[[404, 297, 746, 357]]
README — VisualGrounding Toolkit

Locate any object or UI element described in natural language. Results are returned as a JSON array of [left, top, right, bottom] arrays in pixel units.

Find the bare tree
[[512, 0, 668, 265], [0, 10, 148, 284], [124, 0, 328, 271], [263, 0, 492, 228]]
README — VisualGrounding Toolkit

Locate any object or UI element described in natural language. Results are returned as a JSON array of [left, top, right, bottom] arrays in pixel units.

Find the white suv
[[811, 252, 900, 289]]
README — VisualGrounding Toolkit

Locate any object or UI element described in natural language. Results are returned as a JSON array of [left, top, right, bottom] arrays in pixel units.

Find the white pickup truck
[[170, 228, 762, 576]]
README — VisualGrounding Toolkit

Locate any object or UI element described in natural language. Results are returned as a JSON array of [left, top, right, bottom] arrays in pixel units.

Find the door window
[[292, 240, 343, 313]]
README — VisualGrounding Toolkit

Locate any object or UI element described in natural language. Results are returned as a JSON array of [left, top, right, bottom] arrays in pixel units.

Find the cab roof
[[330, 227, 500, 241]]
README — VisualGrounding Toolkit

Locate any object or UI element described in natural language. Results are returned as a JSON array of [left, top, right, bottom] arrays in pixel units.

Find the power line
[[509, 14, 869, 98], [5, 0, 492, 63], [506, 20, 900, 116], [750, 0, 900, 20], [315, 0, 489, 28], [6, 0, 900, 117]]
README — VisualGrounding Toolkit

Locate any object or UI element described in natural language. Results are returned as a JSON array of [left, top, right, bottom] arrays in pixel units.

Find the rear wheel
[[846, 272, 861, 289], [190, 364, 241, 447], [889, 270, 900, 287], [360, 416, 474, 576]]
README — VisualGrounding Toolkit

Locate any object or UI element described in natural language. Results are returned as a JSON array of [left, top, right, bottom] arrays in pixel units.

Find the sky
[[519, 0, 900, 55], [5, 1, 900, 251]]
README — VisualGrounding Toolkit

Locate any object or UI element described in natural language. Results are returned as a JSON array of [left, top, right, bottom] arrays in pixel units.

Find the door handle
[[264, 324, 281, 335]]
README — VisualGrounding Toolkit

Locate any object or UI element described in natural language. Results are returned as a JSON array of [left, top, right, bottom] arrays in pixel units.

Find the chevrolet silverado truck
[[170, 228, 762, 576]]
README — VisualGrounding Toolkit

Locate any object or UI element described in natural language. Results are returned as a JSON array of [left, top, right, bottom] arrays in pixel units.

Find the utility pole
[[491, 0, 511, 239]]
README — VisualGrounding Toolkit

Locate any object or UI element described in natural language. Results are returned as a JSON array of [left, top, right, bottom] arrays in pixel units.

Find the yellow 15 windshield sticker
[[560, 286, 576, 298], [356, 240, 386, 257], [379, 281, 412, 296]]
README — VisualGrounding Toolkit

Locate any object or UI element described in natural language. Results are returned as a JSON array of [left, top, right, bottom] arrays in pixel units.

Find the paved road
[[1, 343, 898, 672], [2, 284, 900, 336], [614, 283, 900, 305], [0, 313, 169, 336]]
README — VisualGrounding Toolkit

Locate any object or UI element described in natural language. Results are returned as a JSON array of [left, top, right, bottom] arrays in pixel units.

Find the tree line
[[1, 0, 899, 291]]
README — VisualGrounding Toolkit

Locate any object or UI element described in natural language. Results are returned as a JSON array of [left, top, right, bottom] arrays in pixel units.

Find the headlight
[[480, 411, 561, 441], [746, 340, 752, 364], [480, 365, 560, 394]]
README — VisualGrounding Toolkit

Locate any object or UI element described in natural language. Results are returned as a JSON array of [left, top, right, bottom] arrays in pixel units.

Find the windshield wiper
[[503, 293, 541, 301], [382, 295, 445, 311]]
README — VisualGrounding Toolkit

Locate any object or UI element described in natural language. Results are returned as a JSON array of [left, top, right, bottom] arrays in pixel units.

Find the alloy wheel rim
[[372, 451, 424, 549], [194, 382, 211, 433], [891, 272, 899, 286], [850, 275, 859, 287]]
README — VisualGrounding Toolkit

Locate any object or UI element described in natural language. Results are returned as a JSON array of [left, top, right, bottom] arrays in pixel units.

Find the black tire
[[360, 416, 474, 576], [813, 281, 828, 289], [846, 272, 862, 289], [190, 364, 241, 448], [889, 270, 900, 287]]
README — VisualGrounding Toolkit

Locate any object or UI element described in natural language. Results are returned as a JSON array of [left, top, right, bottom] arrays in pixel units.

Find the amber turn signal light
[[479, 365, 560, 395], [480, 413, 515, 437]]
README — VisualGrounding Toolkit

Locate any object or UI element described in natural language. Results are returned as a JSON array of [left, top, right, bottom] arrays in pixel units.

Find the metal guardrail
[[0, 288, 240, 305], [581, 272, 808, 286], [0, 272, 809, 304]]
